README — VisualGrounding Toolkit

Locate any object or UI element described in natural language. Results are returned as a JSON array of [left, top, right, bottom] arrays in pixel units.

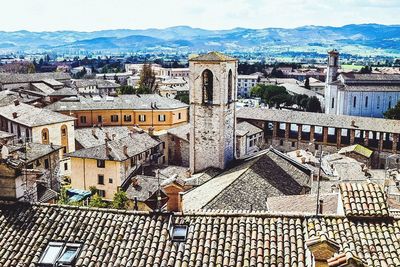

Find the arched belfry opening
[[202, 69, 213, 104], [228, 69, 233, 102]]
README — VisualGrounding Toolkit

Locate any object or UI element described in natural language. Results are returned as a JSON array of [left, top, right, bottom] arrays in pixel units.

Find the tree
[[138, 63, 157, 93], [251, 84, 290, 108], [384, 101, 400, 120], [306, 96, 322, 113], [304, 77, 310, 89], [270, 67, 284, 78], [112, 191, 129, 209], [58, 187, 69, 205], [360, 66, 372, 74], [89, 193, 107, 208], [118, 85, 135, 95], [175, 94, 189, 104]]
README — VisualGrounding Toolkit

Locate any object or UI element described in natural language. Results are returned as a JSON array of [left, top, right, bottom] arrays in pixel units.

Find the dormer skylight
[[39, 241, 82, 266]]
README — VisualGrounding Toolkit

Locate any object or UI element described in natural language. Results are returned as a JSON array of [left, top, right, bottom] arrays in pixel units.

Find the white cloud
[[0, 0, 398, 31]]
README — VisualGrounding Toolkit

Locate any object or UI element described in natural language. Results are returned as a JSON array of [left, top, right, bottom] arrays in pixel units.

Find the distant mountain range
[[0, 24, 399, 57]]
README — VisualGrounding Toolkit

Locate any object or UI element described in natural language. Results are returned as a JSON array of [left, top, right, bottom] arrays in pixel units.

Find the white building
[[325, 50, 400, 118], [237, 75, 259, 97]]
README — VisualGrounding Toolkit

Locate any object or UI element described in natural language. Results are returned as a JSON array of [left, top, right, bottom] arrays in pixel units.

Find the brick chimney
[[148, 127, 155, 136], [105, 139, 111, 158], [12, 112, 18, 119], [13, 99, 20, 106], [163, 180, 184, 212], [92, 128, 97, 139], [105, 132, 111, 141], [123, 145, 129, 157], [306, 234, 340, 267]]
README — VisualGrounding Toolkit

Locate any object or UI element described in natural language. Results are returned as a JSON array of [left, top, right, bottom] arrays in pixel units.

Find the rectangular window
[[97, 116, 102, 123], [158, 114, 166, 122], [111, 115, 119, 122], [80, 116, 87, 124], [98, 174, 104, 185], [178, 113, 182, 120], [377, 96, 380, 109], [139, 114, 146, 122], [365, 96, 368, 108], [331, 98, 334, 109], [64, 162, 68, 171], [44, 159, 49, 169], [124, 115, 132, 122], [97, 189, 106, 197], [109, 178, 113, 184], [97, 160, 105, 168]]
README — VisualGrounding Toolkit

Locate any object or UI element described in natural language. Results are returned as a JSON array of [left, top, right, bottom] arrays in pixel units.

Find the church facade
[[188, 52, 238, 173], [325, 50, 400, 118]]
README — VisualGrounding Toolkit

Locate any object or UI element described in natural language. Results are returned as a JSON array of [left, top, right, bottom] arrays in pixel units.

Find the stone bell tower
[[326, 49, 339, 84], [325, 50, 340, 114], [189, 52, 238, 173]]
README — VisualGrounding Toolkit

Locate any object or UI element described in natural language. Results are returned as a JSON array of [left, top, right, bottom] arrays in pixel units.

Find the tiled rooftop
[[72, 79, 119, 89], [74, 126, 132, 149], [236, 121, 263, 136], [189, 51, 237, 62], [183, 150, 311, 211], [0, 72, 71, 84], [46, 94, 188, 111], [167, 124, 190, 142], [48, 87, 78, 96], [237, 107, 400, 134], [339, 183, 390, 218], [0, 202, 399, 266], [67, 131, 161, 161], [0, 102, 75, 127], [267, 193, 340, 215]]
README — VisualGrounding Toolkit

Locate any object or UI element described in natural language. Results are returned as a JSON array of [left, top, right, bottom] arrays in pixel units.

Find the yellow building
[[66, 131, 163, 200], [46, 94, 189, 131]]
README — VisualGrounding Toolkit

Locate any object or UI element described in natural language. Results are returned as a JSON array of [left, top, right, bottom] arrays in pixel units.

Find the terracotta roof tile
[[339, 182, 390, 218]]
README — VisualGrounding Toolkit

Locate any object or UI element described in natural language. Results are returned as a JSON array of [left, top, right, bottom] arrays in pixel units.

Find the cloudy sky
[[1, 0, 399, 31]]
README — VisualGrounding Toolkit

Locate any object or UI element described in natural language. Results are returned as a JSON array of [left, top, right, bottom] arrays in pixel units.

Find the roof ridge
[[2, 202, 355, 219]]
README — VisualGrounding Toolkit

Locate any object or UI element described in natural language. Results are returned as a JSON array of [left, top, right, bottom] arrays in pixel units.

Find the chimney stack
[[14, 99, 20, 106], [12, 112, 18, 119], [318, 199, 324, 214], [148, 127, 155, 136], [92, 128, 97, 138], [132, 177, 139, 187], [123, 145, 129, 157], [105, 139, 111, 158]]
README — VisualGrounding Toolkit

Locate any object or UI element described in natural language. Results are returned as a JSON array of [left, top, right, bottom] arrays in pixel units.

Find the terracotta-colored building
[[46, 94, 189, 131]]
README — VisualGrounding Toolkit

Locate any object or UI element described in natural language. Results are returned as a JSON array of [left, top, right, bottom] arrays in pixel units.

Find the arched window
[[202, 69, 213, 104], [227, 69, 233, 103], [353, 96, 357, 108], [61, 125, 68, 153], [42, 128, 49, 144]]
